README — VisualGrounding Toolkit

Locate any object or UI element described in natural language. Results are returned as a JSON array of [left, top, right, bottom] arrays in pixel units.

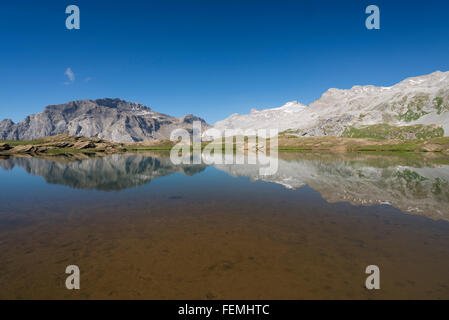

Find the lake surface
[[0, 152, 449, 299]]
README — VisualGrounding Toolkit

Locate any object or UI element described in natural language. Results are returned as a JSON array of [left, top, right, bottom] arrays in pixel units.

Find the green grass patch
[[428, 137, 449, 144], [433, 96, 449, 115], [398, 95, 430, 122], [0, 138, 49, 147], [399, 108, 428, 122], [43, 148, 98, 155], [348, 143, 421, 152], [124, 146, 173, 151], [342, 124, 444, 140], [278, 146, 314, 151], [44, 148, 100, 155]]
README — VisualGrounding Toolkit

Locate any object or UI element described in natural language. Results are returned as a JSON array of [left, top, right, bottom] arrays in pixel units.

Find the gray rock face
[[0, 98, 209, 142], [0, 119, 14, 139]]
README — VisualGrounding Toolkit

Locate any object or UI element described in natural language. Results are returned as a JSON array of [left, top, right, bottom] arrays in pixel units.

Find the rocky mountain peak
[[180, 114, 207, 124], [0, 119, 15, 126], [93, 98, 151, 111], [0, 119, 15, 139]]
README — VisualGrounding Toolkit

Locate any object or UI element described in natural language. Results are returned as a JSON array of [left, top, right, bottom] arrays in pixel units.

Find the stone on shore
[[11, 145, 36, 153], [0, 143, 11, 151], [73, 141, 96, 150]]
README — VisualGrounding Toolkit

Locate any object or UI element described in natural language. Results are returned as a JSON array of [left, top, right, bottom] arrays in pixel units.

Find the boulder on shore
[[73, 141, 96, 150], [11, 145, 36, 153]]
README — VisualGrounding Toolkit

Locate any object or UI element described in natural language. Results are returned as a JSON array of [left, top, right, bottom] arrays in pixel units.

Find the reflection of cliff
[[0, 154, 206, 191], [215, 155, 449, 221]]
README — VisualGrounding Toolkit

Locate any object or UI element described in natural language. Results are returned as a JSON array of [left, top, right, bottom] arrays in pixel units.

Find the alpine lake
[[1, 151, 449, 299]]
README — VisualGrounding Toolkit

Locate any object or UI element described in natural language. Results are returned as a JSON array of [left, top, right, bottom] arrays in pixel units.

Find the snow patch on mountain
[[214, 101, 307, 134]]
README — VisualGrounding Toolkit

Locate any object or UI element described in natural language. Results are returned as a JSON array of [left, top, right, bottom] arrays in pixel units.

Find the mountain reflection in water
[[0, 154, 207, 191], [1, 152, 448, 221]]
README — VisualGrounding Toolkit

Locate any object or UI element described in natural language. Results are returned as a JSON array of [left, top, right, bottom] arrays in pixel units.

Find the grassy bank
[[276, 136, 449, 153], [341, 124, 444, 140]]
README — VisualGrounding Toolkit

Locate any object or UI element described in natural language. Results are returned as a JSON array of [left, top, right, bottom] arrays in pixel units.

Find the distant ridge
[[2, 71, 449, 142]]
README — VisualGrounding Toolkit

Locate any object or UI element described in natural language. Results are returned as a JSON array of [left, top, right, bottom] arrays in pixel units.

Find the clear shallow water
[[0, 152, 449, 299]]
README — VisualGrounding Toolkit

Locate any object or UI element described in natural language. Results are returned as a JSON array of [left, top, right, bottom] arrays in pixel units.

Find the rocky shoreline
[[1, 134, 449, 157], [0, 134, 175, 157], [0, 135, 124, 155]]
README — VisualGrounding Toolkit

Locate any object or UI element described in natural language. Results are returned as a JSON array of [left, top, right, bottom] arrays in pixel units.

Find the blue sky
[[1, 0, 448, 124]]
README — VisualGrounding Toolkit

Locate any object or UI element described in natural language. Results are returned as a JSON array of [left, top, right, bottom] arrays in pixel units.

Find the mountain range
[[215, 70, 449, 137], [0, 154, 206, 191], [1, 71, 448, 142]]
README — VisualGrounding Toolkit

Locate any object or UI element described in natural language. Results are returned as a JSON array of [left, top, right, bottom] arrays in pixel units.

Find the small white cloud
[[64, 68, 75, 84], [84, 77, 92, 83]]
